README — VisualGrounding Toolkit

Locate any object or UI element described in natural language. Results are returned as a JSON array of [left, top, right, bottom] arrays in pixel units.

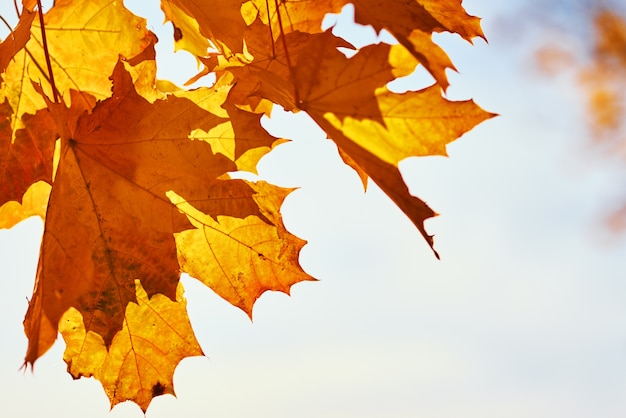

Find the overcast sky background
[[1, 1, 626, 417]]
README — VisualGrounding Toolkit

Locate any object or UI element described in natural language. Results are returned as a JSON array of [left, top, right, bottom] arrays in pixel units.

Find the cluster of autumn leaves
[[535, 4, 626, 230], [0, 0, 492, 411]]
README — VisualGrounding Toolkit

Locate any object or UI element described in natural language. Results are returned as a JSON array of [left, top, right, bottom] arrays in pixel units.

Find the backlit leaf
[[170, 180, 315, 316], [60, 280, 203, 411]]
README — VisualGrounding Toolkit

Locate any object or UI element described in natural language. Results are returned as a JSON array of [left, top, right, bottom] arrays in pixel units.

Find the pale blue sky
[[1, 1, 626, 417]]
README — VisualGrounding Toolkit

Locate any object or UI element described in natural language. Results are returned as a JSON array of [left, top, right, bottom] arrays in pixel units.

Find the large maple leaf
[[22, 59, 313, 408], [0, 0, 493, 412]]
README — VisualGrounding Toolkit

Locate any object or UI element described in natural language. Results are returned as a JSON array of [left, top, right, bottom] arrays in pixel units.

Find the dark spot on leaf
[[173, 25, 182, 42], [152, 381, 166, 397]]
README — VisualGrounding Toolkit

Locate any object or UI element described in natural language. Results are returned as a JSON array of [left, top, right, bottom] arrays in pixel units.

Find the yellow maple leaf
[[0, 181, 50, 229], [60, 280, 203, 411], [169, 180, 315, 316], [0, 0, 152, 128]]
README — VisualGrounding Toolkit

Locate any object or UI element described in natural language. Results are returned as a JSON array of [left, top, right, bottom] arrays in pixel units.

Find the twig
[[0, 15, 13, 32], [36, 0, 59, 103], [273, 0, 300, 106], [265, 0, 276, 58]]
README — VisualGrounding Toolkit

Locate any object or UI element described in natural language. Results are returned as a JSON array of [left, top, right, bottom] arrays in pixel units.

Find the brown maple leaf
[[173, 0, 484, 91]]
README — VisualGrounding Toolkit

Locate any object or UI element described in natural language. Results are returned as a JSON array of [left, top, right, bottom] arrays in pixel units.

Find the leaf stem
[[272, 0, 300, 107], [265, 0, 276, 58], [36, 0, 59, 103], [0, 15, 13, 32]]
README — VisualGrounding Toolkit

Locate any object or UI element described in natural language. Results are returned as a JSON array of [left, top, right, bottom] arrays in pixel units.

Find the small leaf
[[170, 180, 315, 316], [60, 280, 203, 411]]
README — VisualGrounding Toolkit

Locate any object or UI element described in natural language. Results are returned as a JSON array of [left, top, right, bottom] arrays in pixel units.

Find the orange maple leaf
[[291, 32, 495, 254], [0, 8, 35, 78], [24, 60, 231, 361], [0, 102, 56, 208], [19, 54, 312, 409]]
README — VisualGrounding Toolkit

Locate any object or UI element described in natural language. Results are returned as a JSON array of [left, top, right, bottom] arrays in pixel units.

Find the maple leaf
[[162, 0, 249, 55], [290, 32, 495, 253], [21, 56, 312, 409], [0, 181, 50, 229], [60, 281, 203, 410], [0, 100, 56, 208], [350, 0, 484, 89], [0, 8, 35, 79], [0, 0, 154, 218], [170, 180, 315, 315], [241, 0, 485, 74], [23, 60, 234, 363]]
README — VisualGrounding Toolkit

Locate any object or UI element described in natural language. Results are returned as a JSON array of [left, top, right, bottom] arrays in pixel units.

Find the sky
[[1, 1, 626, 417]]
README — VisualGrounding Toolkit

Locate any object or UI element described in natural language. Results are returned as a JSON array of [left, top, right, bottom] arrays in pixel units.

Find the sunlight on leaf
[[60, 280, 203, 411]]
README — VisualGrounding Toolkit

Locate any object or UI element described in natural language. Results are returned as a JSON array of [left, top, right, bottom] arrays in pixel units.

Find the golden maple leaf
[[60, 280, 203, 410], [0, 0, 152, 131], [170, 180, 315, 316]]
